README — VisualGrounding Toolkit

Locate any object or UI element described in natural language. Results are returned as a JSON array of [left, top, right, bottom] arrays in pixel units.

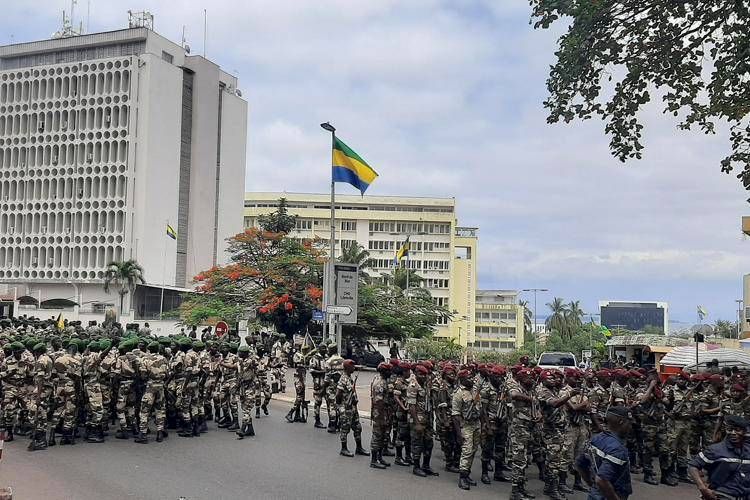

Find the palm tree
[[545, 297, 569, 337], [565, 300, 585, 338], [393, 267, 423, 291], [104, 260, 146, 321], [339, 242, 371, 270], [519, 299, 533, 335]]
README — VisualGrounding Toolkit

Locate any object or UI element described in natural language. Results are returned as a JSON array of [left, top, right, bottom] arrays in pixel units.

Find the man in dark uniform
[[689, 415, 750, 500], [576, 406, 633, 500]]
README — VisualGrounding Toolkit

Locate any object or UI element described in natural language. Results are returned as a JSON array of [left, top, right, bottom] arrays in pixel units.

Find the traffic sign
[[326, 305, 352, 315], [312, 310, 325, 321], [215, 321, 229, 337]]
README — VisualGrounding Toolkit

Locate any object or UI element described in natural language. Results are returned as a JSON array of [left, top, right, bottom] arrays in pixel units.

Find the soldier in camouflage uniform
[[0, 342, 27, 442], [392, 361, 413, 466], [27, 343, 54, 451], [309, 344, 327, 429], [113, 339, 138, 439], [536, 369, 576, 500], [408, 364, 439, 478], [135, 341, 168, 444], [634, 371, 677, 486], [235, 345, 257, 439], [216, 343, 238, 428], [478, 365, 502, 484], [588, 369, 612, 432], [453, 369, 481, 490], [561, 368, 590, 492], [668, 371, 694, 482], [203, 342, 222, 422], [324, 345, 344, 433], [81, 340, 107, 443], [369, 362, 392, 469], [336, 359, 368, 457], [52, 346, 81, 445], [508, 366, 537, 500], [254, 345, 271, 418], [433, 363, 459, 473]]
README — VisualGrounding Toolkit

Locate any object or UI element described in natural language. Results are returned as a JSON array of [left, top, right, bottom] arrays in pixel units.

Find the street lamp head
[[320, 122, 336, 133]]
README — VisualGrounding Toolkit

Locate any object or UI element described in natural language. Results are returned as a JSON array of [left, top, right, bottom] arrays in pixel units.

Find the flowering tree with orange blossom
[[179, 199, 325, 335]]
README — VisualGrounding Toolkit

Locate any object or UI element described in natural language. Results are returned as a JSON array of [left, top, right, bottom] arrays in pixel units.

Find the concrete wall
[[131, 52, 182, 286]]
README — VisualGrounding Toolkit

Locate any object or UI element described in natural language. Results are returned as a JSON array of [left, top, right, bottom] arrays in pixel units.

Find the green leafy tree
[[519, 299, 533, 335], [103, 259, 146, 321], [713, 319, 738, 338], [257, 197, 297, 234], [546, 297, 570, 337], [530, 1, 750, 189], [339, 241, 371, 269], [642, 324, 665, 335], [565, 300, 585, 338], [393, 267, 424, 291]]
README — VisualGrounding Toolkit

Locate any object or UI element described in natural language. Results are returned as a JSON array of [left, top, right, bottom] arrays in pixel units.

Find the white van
[[537, 351, 577, 371]]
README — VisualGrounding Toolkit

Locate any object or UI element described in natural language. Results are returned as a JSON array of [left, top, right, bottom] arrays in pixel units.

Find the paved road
[[1, 399, 695, 500]]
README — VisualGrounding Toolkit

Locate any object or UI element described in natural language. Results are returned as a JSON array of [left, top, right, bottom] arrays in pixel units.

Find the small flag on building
[[331, 137, 378, 195], [56, 313, 65, 331], [166, 224, 177, 240], [393, 237, 410, 266]]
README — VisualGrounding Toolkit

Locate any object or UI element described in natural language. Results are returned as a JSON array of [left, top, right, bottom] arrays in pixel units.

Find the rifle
[[673, 385, 698, 416], [346, 373, 359, 407]]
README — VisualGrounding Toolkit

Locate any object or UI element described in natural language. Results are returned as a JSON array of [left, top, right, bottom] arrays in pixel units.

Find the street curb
[[270, 393, 372, 420]]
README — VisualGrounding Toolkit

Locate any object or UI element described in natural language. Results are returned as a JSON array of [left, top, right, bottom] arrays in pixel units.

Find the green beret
[[193, 341, 204, 349], [78, 339, 89, 350], [238, 345, 250, 353], [100, 339, 112, 351], [32, 342, 46, 353], [178, 337, 192, 347], [158, 337, 172, 346], [24, 338, 37, 349], [88, 341, 101, 352], [148, 341, 160, 350], [11, 341, 25, 351]]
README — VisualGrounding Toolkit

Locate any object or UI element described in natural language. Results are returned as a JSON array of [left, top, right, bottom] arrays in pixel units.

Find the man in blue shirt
[[576, 406, 633, 500], [689, 415, 750, 500]]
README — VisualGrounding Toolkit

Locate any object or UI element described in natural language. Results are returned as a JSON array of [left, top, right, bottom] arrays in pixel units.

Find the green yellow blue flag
[[394, 237, 410, 266], [332, 137, 378, 194], [166, 224, 177, 240]]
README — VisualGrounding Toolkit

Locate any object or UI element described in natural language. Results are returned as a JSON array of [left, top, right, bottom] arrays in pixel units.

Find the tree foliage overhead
[[530, 1, 750, 189]]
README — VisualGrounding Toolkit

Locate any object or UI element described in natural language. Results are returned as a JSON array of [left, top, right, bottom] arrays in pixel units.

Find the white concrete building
[[0, 23, 247, 324]]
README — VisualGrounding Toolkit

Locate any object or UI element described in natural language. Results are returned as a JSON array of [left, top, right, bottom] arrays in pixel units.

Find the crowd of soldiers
[[346, 356, 750, 499], [0, 316, 295, 451]]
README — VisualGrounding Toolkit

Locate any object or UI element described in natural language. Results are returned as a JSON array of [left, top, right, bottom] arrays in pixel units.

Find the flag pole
[[159, 219, 168, 320], [321, 122, 337, 349]]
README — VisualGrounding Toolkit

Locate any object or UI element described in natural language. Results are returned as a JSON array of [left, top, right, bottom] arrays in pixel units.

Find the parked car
[[344, 339, 385, 368], [537, 351, 577, 371]]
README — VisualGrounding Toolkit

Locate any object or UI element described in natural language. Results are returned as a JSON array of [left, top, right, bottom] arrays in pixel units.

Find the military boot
[[134, 432, 148, 444], [412, 455, 428, 477], [178, 420, 193, 437], [293, 407, 304, 423], [59, 430, 74, 445], [156, 430, 165, 443], [370, 452, 387, 469], [559, 472, 574, 494], [465, 473, 477, 486], [547, 475, 565, 500], [255, 407, 261, 419], [354, 437, 369, 456], [246, 422, 255, 437], [377, 450, 391, 467], [285, 409, 295, 423], [204, 406, 213, 421], [572, 471, 588, 491], [494, 467, 511, 482], [458, 472, 471, 490], [394, 446, 409, 466], [115, 426, 130, 439], [199, 417, 208, 433], [217, 414, 230, 428], [340, 440, 354, 457], [510, 484, 535, 500], [327, 416, 338, 433], [227, 416, 239, 431], [445, 454, 461, 474], [86, 425, 104, 443], [660, 464, 679, 487], [262, 402, 269, 415], [643, 469, 659, 485], [677, 465, 691, 483], [536, 460, 546, 480], [314, 415, 326, 429], [47, 429, 56, 446], [422, 451, 439, 476], [27, 431, 47, 452], [236, 423, 248, 440], [382, 446, 395, 456], [481, 460, 492, 484]]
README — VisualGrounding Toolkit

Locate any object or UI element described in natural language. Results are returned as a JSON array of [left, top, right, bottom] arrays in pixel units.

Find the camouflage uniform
[[392, 372, 412, 464], [452, 383, 481, 479], [508, 378, 535, 495], [669, 383, 694, 476], [432, 374, 459, 471], [308, 351, 327, 424], [28, 350, 54, 448], [138, 350, 168, 439], [324, 353, 344, 432], [219, 351, 239, 426], [254, 353, 271, 415], [0, 351, 27, 438], [536, 382, 568, 497], [561, 384, 589, 477], [635, 383, 673, 483], [337, 371, 362, 445], [114, 351, 137, 433], [370, 375, 388, 456], [52, 353, 81, 441], [237, 350, 258, 431], [81, 350, 105, 430], [407, 376, 435, 472], [479, 377, 500, 476], [587, 381, 610, 432]]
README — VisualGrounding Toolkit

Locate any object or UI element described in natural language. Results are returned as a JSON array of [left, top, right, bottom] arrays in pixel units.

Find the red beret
[[614, 369, 629, 378], [732, 383, 746, 392], [709, 374, 724, 383], [629, 370, 644, 379], [564, 368, 578, 378], [678, 371, 691, 381], [457, 369, 472, 379], [390, 358, 401, 367], [421, 360, 434, 371], [414, 365, 429, 375], [343, 359, 355, 368], [691, 373, 706, 382], [596, 369, 612, 379], [540, 370, 556, 380], [517, 368, 534, 378], [377, 362, 392, 371], [491, 365, 506, 377], [400, 362, 412, 371], [511, 364, 522, 373], [533, 366, 543, 374], [442, 364, 457, 374]]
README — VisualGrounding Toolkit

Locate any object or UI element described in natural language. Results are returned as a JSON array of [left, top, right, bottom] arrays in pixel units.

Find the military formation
[[0, 316, 294, 451], [4, 314, 750, 499], [347, 356, 750, 499]]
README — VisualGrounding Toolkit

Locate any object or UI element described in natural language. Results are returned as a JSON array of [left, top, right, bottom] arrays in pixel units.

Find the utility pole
[[521, 288, 549, 361]]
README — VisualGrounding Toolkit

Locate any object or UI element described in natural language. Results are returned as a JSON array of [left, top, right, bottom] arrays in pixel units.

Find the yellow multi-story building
[[243, 192, 477, 344], [473, 290, 525, 351]]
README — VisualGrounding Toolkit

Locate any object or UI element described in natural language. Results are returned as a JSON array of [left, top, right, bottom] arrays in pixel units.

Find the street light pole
[[321, 122, 337, 348], [522, 288, 549, 361], [736, 299, 743, 339]]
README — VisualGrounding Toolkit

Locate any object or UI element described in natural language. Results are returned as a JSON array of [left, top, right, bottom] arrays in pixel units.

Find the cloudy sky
[[4, 1, 748, 324]]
